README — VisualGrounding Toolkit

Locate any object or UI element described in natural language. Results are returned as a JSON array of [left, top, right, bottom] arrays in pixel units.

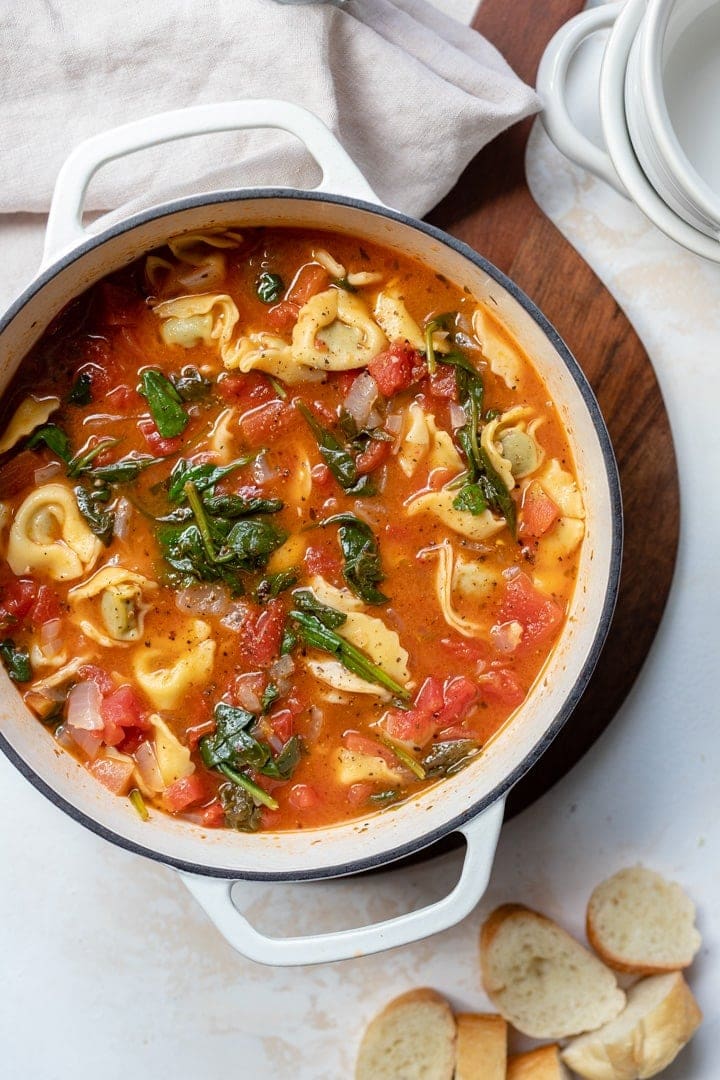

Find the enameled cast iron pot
[[0, 100, 622, 966]]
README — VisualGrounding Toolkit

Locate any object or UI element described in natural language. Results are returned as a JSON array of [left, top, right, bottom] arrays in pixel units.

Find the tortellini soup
[[0, 228, 584, 831]]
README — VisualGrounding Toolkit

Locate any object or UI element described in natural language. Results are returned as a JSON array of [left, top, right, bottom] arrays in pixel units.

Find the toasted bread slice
[[355, 988, 455, 1080], [455, 1013, 506, 1080], [480, 904, 625, 1038], [586, 867, 702, 975], [508, 1045, 569, 1079], [561, 971, 702, 1079]]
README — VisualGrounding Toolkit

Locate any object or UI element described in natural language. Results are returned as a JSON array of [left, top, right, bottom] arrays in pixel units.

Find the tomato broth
[[0, 227, 584, 832]]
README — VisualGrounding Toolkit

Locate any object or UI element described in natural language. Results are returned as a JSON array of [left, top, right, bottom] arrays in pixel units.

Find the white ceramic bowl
[[0, 100, 621, 966], [538, 0, 720, 260]]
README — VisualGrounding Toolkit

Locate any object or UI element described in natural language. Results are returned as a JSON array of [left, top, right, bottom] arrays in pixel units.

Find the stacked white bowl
[[538, 0, 720, 261]]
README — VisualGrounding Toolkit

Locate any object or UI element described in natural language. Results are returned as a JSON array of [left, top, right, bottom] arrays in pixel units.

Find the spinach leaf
[[321, 513, 388, 605], [67, 438, 121, 478], [157, 521, 245, 594], [0, 638, 31, 683], [167, 456, 252, 504], [424, 312, 457, 374], [88, 454, 164, 484], [260, 683, 280, 713], [256, 271, 284, 304], [199, 702, 256, 769], [139, 369, 189, 438], [203, 493, 283, 518], [289, 610, 410, 700], [479, 449, 517, 536], [171, 367, 212, 401], [291, 588, 347, 629], [296, 401, 375, 496], [68, 372, 92, 405], [219, 781, 263, 831], [225, 518, 288, 570], [261, 735, 301, 780], [255, 569, 298, 604], [280, 625, 297, 656], [452, 482, 487, 516], [26, 424, 71, 463], [74, 485, 114, 545], [422, 739, 480, 778]]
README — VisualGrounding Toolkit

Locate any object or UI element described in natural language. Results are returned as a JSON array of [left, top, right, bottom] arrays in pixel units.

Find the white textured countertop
[[1, 6, 718, 1079]]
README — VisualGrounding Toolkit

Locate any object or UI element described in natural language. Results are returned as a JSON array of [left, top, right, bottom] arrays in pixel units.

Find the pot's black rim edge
[[0, 188, 623, 882]]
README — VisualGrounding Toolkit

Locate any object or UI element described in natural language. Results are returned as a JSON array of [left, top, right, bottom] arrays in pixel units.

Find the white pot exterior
[[0, 190, 622, 882]]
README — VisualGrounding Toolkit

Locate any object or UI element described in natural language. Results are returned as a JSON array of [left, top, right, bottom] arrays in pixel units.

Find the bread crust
[[586, 869, 701, 976], [355, 988, 455, 1080], [455, 1012, 506, 1080], [561, 972, 702, 1080], [508, 1045, 568, 1080]]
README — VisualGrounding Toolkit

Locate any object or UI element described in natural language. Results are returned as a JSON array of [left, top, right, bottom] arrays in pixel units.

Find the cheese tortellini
[[0, 395, 60, 455], [7, 483, 102, 581], [336, 746, 402, 786], [292, 289, 387, 371], [420, 541, 485, 638], [530, 459, 586, 592], [406, 487, 505, 542], [481, 406, 545, 492], [132, 619, 216, 710], [398, 404, 464, 479], [472, 303, 525, 390], [68, 566, 158, 647], [149, 714, 195, 786], [373, 288, 425, 350], [153, 292, 239, 351]]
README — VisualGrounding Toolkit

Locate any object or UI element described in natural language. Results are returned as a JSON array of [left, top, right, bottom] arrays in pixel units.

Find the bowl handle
[[42, 99, 381, 267], [178, 799, 504, 967], [537, 3, 626, 195]]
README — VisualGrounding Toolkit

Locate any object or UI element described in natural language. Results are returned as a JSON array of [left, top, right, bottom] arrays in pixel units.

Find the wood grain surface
[[426, 0, 680, 817]]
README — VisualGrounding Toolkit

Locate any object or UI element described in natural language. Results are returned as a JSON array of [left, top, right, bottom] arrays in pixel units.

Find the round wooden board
[[424, 0, 680, 820]]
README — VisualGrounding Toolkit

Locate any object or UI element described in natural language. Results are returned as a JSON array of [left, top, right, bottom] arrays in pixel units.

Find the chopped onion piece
[[235, 684, 262, 713], [66, 680, 104, 731], [450, 403, 467, 430], [366, 407, 383, 430], [490, 620, 524, 654], [113, 497, 133, 540], [176, 582, 231, 617], [68, 725, 103, 760], [40, 618, 63, 658], [221, 602, 251, 632], [268, 733, 284, 754], [385, 413, 403, 436], [252, 452, 278, 485], [343, 372, 378, 430], [269, 654, 295, 681], [134, 741, 164, 793], [306, 705, 324, 743], [33, 461, 62, 485]]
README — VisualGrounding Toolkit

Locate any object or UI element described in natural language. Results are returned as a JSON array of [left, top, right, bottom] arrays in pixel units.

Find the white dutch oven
[[0, 100, 622, 966], [538, 0, 720, 260]]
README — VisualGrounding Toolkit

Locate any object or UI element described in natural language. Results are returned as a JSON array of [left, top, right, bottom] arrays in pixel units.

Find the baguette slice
[[480, 904, 625, 1038], [587, 867, 701, 974], [561, 971, 702, 1079], [455, 1013, 506, 1080], [355, 989, 455, 1080], [508, 1045, 569, 1080]]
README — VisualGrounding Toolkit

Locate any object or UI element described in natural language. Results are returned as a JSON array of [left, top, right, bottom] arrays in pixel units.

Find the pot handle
[[179, 798, 504, 967], [536, 3, 626, 195], [42, 99, 381, 266]]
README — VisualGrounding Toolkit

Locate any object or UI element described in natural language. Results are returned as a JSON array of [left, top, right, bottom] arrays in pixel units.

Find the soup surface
[[0, 227, 584, 832]]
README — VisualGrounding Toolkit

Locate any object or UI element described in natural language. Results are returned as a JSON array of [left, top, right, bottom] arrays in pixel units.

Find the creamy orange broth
[[0, 228, 584, 832]]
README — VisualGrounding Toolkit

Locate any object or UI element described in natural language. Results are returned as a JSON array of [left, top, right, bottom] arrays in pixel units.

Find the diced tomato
[[368, 343, 424, 397], [201, 801, 226, 828], [478, 668, 526, 708], [266, 300, 300, 335], [519, 481, 560, 539], [381, 674, 479, 748], [106, 383, 144, 413], [78, 664, 115, 695], [138, 417, 183, 457], [217, 370, 275, 407], [441, 636, 488, 667], [355, 438, 391, 476], [347, 782, 375, 806], [116, 727, 147, 755], [304, 545, 342, 581], [27, 585, 62, 628], [497, 571, 563, 649], [101, 684, 149, 727], [240, 599, 285, 667], [164, 774, 208, 813], [310, 463, 333, 490], [268, 708, 294, 744], [89, 756, 134, 795], [239, 400, 292, 446], [286, 264, 329, 305], [288, 783, 320, 810], [333, 370, 358, 396], [343, 731, 397, 765], [0, 578, 38, 626], [0, 451, 43, 500], [428, 367, 458, 400]]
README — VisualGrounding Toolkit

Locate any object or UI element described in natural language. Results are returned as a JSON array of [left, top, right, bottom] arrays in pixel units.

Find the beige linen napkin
[[1, 0, 537, 218]]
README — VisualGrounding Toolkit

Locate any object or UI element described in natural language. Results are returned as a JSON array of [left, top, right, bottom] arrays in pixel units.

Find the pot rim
[[0, 187, 623, 881]]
